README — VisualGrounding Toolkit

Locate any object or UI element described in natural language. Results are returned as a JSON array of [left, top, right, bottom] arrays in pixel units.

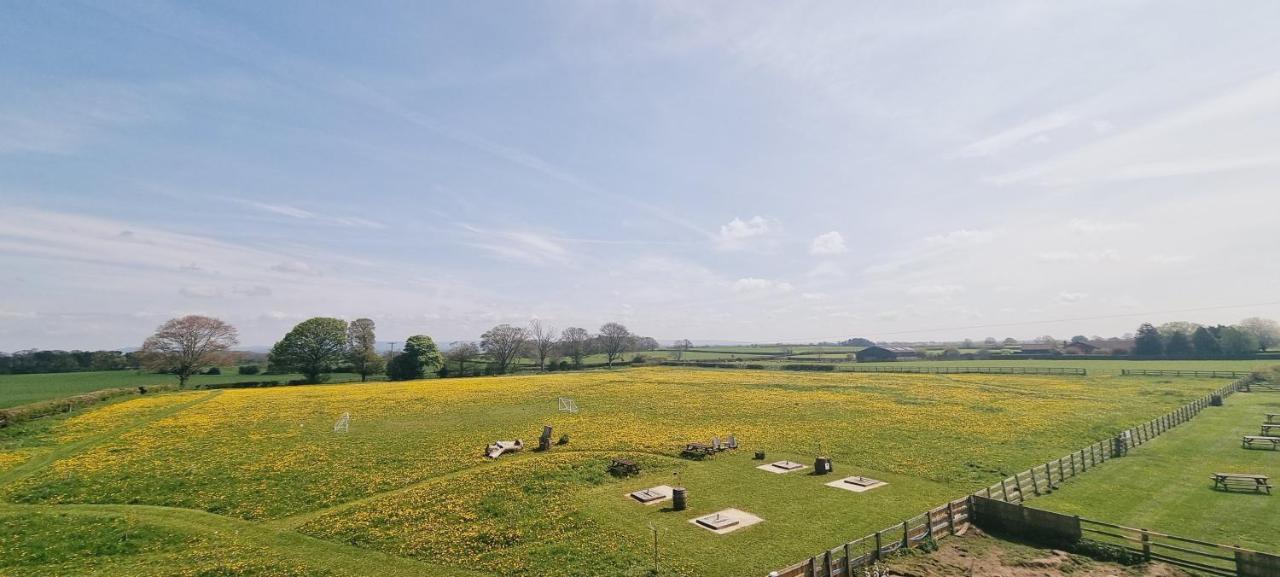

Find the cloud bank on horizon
[[2, 1, 1279, 349]]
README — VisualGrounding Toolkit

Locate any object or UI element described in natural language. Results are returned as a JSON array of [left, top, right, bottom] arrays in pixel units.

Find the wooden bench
[[1261, 424, 1280, 436], [1266, 413, 1280, 424], [1211, 472, 1272, 494], [1242, 436, 1280, 450]]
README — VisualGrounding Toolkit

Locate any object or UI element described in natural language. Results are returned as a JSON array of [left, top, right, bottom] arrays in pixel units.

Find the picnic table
[[1267, 413, 1280, 424], [1210, 472, 1272, 494], [1262, 424, 1280, 436], [1242, 436, 1280, 450], [680, 442, 721, 460]]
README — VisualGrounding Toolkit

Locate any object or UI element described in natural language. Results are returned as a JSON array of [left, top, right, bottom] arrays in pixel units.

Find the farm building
[[1063, 341, 1098, 354], [1016, 343, 1060, 355], [855, 346, 920, 362]]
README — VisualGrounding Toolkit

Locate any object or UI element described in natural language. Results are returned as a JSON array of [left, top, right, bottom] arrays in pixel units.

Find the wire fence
[[768, 376, 1251, 577]]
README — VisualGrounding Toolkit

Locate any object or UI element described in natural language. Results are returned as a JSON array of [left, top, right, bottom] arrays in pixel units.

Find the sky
[[2, 1, 1280, 350]]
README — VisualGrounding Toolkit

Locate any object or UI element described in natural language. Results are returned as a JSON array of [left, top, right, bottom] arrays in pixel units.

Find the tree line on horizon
[[1130, 318, 1278, 359], [124, 315, 661, 388]]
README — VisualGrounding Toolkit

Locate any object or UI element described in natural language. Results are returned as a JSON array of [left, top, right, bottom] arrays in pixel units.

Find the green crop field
[[0, 369, 364, 409], [0, 366, 1242, 576], [1033, 389, 1280, 551]]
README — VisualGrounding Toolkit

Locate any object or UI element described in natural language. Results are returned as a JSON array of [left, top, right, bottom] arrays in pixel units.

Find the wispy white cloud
[[732, 277, 794, 295], [715, 216, 778, 251], [924, 229, 995, 246], [228, 198, 385, 229], [907, 284, 965, 297], [809, 231, 847, 255], [955, 111, 1076, 157], [1057, 291, 1089, 303], [459, 224, 572, 265], [1068, 219, 1138, 235]]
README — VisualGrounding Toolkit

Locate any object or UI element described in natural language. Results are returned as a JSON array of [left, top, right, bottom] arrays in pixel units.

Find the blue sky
[[3, 1, 1280, 349]]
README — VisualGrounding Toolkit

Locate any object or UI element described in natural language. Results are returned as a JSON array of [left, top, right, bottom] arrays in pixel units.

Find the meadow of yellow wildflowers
[[1, 367, 1221, 576]]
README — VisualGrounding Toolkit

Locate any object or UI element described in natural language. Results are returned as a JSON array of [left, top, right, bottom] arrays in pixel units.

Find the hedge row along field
[[1, 367, 1225, 576]]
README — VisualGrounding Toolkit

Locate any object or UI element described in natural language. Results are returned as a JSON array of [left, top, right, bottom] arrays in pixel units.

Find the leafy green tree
[[1238, 317, 1280, 351], [1070, 335, 1089, 343], [269, 317, 348, 383], [1219, 326, 1260, 358], [1164, 330, 1192, 358], [1133, 323, 1163, 357], [346, 318, 385, 382], [1191, 326, 1221, 358], [387, 335, 444, 381]]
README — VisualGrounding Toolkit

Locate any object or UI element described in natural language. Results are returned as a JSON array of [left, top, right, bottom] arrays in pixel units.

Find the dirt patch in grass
[[879, 529, 1190, 577]]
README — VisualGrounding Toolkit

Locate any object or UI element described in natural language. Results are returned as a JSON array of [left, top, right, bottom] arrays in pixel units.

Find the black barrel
[[814, 457, 832, 474], [672, 487, 687, 511]]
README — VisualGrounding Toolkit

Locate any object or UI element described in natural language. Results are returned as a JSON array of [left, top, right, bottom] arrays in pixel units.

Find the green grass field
[[0, 368, 364, 409], [1033, 389, 1280, 551], [0, 366, 1243, 576]]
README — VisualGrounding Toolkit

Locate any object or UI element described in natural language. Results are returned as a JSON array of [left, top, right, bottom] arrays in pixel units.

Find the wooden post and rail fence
[[768, 377, 1274, 577]]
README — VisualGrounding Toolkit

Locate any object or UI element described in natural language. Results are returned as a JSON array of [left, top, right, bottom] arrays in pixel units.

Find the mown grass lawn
[[0, 368, 364, 408], [0, 367, 1229, 576], [1033, 389, 1280, 552]]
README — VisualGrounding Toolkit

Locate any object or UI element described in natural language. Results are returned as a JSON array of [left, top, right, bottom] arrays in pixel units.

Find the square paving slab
[[825, 475, 888, 493], [757, 460, 808, 474], [689, 508, 763, 534], [626, 485, 673, 505]]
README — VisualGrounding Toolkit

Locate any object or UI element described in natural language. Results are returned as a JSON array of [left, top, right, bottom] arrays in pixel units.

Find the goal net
[[557, 397, 578, 414], [333, 411, 351, 433]]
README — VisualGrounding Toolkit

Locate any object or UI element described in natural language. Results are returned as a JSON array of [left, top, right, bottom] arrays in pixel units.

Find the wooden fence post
[[823, 549, 832, 577], [843, 542, 852, 575], [947, 501, 955, 535], [901, 520, 909, 549], [874, 531, 881, 561], [1141, 529, 1151, 562]]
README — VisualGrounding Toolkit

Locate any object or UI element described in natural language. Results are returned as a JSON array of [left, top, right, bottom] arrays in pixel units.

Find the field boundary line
[[0, 390, 221, 487], [769, 376, 1252, 577], [0, 501, 492, 577]]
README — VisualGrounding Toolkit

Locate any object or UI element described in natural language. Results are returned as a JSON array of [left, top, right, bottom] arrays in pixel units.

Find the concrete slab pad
[[825, 475, 888, 493], [626, 485, 673, 505], [757, 460, 808, 474], [689, 508, 763, 534]]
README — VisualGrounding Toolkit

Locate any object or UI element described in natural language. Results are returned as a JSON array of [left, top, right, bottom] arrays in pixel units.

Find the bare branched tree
[[673, 339, 693, 361], [141, 315, 239, 388], [598, 322, 631, 367], [445, 341, 480, 374], [481, 324, 529, 374], [559, 327, 591, 368], [528, 320, 558, 371]]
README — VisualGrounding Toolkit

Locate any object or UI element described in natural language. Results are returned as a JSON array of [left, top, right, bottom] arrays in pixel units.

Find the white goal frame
[[333, 411, 351, 433], [557, 397, 578, 414]]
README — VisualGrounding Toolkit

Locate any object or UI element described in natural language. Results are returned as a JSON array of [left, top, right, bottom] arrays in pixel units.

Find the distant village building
[[1016, 343, 1060, 355], [855, 346, 920, 362], [1063, 341, 1098, 354]]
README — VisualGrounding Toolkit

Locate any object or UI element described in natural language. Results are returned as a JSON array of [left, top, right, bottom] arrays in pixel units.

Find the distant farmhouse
[[855, 345, 920, 362], [1016, 343, 1059, 355], [1062, 341, 1097, 354]]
